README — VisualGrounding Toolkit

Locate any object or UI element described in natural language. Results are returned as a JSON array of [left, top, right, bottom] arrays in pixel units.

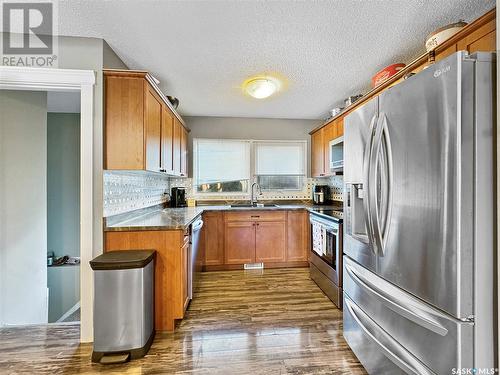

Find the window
[[254, 141, 306, 191], [193, 139, 250, 193], [193, 139, 307, 195]]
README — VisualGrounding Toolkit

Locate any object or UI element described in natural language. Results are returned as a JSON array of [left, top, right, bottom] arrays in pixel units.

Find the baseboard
[[203, 261, 309, 272], [56, 301, 81, 323]]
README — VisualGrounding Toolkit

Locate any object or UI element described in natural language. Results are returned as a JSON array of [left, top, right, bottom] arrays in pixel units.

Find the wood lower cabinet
[[104, 229, 189, 332], [224, 221, 256, 264], [181, 239, 190, 312], [220, 210, 309, 269], [286, 210, 309, 262], [202, 212, 224, 266], [255, 221, 286, 263], [104, 70, 189, 176]]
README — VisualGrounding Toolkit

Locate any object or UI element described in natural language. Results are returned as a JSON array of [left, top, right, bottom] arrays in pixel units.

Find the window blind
[[254, 141, 306, 176], [195, 139, 250, 184]]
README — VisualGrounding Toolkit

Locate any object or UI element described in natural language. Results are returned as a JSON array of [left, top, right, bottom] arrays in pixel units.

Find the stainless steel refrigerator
[[343, 52, 496, 374]]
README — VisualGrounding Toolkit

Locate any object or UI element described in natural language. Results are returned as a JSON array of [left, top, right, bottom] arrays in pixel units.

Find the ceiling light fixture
[[243, 76, 280, 99]]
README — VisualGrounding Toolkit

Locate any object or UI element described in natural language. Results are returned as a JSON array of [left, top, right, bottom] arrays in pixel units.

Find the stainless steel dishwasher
[[189, 218, 204, 299]]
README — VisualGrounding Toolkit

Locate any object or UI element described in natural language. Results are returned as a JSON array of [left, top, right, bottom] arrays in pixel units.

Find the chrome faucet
[[250, 182, 262, 206]]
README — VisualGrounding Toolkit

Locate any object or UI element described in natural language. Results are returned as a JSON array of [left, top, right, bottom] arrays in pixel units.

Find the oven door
[[310, 214, 339, 271]]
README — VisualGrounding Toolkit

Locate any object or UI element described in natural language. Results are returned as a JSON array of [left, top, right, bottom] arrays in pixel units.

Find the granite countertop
[[104, 203, 342, 232]]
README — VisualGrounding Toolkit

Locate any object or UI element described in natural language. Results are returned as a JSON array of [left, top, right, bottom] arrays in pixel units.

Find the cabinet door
[[203, 212, 224, 266], [457, 19, 496, 53], [311, 128, 325, 177], [255, 221, 286, 263], [180, 127, 188, 177], [104, 76, 144, 169], [182, 240, 190, 313], [224, 221, 255, 264], [145, 87, 162, 172], [161, 106, 174, 174], [435, 44, 457, 62], [323, 121, 336, 176], [173, 119, 182, 175], [336, 118, 344, 137], [286, 211, 309, 262]]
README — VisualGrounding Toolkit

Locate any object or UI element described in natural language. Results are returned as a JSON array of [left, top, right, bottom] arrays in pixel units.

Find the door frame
[[0, 66, 95, 343]]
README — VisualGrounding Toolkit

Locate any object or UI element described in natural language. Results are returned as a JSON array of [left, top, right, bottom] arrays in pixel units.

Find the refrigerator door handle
[[369, 113, 393, 256], [345, 260, 449, 336], [344, 296, 436, 375], [363, 113, 378, 254]]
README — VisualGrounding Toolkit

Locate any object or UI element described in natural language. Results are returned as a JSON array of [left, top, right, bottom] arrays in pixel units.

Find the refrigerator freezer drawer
[[343, 256, 473, 374], [343, 294, 434, 375]]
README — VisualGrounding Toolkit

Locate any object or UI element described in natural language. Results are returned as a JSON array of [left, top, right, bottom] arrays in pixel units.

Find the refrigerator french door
[[343, 52, 495, 374]]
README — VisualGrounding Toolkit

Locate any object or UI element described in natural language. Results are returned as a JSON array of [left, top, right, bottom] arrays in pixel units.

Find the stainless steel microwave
[[329, 136, 343, 172]]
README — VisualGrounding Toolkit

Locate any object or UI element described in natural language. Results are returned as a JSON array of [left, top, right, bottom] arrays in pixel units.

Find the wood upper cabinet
[[202, 211, 224, 266], [104, 70, 189, 175], [337, 118, 344, 137], [161, 106, 174, 174], [311, 128, 325, 177], [309, 10, 495, 170], [104, 75, 144, 169], [180, 126, 188, 177], [286, 210, 310, 262], [312, 118, 344, 177], [456, 18, 495, 54], [224, 221, 256, 264], [145, 87, 162, 172], [255, 221, 286, 263], [172, 119, 182, 175]]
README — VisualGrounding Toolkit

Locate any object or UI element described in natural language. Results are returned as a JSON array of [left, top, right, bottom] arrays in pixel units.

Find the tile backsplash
[[103, 170, 170, 217], [170, 176, 344, 202], [103, 172, 344, 218], [318, 175, 344, 201]]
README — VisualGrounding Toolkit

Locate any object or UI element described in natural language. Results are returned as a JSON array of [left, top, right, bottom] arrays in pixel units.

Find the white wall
[[185, 116, 321, 176], [0, 90, 48, 326]]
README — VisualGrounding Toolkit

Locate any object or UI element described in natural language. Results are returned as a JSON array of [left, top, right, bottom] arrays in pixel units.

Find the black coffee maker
[[170, 187, 187, 207], [313, 185, 330, 205]]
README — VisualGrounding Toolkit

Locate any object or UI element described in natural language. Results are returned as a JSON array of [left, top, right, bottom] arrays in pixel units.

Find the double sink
[[230, 203, 277, 208]]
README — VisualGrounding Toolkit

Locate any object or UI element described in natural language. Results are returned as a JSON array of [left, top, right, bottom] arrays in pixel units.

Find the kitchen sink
[[230, 203, 278, 208]]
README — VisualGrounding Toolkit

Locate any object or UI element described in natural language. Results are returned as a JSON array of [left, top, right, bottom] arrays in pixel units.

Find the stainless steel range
[[309, 208, 343, 308]]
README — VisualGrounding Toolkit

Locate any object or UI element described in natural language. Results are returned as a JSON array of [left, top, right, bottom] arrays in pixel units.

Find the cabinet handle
[[251, 215, 260, 218]]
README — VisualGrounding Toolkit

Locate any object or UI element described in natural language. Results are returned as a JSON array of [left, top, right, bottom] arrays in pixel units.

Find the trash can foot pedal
[[99, 353, 130, 365]]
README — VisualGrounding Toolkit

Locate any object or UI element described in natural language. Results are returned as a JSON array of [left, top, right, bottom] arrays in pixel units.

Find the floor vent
[[244, 263, 264, 270]]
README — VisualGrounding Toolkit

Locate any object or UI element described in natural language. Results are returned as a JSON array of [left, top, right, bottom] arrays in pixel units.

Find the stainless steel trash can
[[90, 250, 155, 364]]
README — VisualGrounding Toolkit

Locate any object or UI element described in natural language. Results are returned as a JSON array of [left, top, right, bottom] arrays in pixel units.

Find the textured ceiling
[[58, 0, 494, 119]]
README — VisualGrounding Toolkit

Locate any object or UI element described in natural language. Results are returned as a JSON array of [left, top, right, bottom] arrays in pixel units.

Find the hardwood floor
[[0, 268, 365, 374]]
